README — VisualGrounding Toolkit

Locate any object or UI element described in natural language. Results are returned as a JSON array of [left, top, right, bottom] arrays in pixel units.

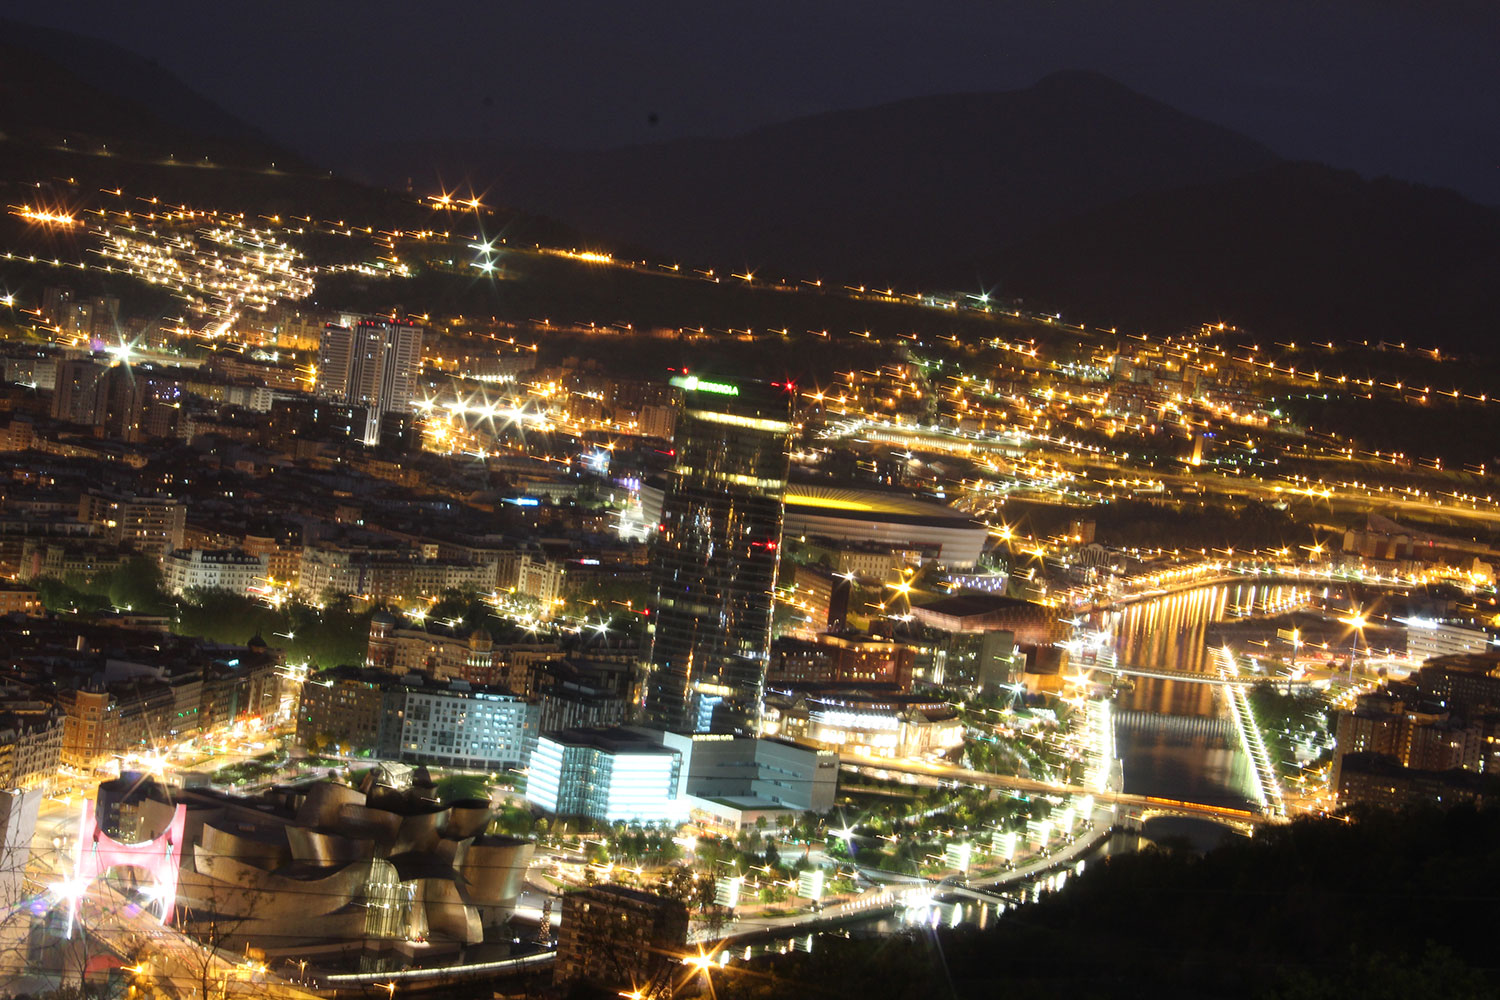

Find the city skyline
[[0, 7, 1498, 997]]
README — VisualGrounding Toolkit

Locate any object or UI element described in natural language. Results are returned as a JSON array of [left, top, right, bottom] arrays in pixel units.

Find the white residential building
[[380, 679, 536, 771], [162, 549, 268, 596]]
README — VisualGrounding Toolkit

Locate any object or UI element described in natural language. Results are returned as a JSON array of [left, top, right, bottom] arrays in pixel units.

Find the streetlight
[[1339, 612, 1367, 681]]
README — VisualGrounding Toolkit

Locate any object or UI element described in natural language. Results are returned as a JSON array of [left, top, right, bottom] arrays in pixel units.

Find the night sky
[[11, 0, 1500, 204]]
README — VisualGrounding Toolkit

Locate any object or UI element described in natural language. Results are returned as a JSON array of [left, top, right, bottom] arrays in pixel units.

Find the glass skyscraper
[[643, 374, 794, 733]]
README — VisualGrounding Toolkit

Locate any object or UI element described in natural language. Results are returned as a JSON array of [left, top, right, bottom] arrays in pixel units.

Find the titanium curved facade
[[643, 376, 793, 733], [101, 773, 533, 955]]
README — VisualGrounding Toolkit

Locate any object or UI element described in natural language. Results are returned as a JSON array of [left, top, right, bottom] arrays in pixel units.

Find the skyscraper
[[643, 374, 794, 733], [316, 318, 424, 444]]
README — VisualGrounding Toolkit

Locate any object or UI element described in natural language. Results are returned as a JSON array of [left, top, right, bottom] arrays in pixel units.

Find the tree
[[656, 865, 696, 904], [106, 555, 171, 613], [169, 869, 276, 1000]]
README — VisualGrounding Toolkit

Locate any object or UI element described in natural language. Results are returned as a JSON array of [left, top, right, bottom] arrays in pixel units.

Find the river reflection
[[1097, 582, 1308, 807]]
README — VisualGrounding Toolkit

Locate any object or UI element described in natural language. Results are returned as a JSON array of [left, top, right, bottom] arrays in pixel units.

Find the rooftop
[[913, 593, 1037, 618], [541, 726, 678, 754], [783, 482, 980, 527]]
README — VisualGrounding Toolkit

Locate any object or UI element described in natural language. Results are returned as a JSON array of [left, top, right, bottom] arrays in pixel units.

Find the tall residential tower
[[643, 375, 794, 733], [316, 318, 424, 444]]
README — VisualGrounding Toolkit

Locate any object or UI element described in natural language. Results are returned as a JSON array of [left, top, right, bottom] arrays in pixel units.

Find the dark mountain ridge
[[357, 71, 1282, 283], [357, 71, 1500, 350]]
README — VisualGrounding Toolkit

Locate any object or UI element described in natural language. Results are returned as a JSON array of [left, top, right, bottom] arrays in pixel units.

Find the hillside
[[998, 162, 1500, 350], [0, 27, 1065, 382], [0, 17, 300, 170], [355, 71, 1281, 285], [360, 71, 1500, 351]]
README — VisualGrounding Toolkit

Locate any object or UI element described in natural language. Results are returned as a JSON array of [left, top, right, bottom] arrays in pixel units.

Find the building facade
[[768, 632, 916, 691], [316, 318, 424, 444], [555, 885, 689, 992], [526, 727, 682, 822], [376, 677, 537, 771], [77, 490, 186, 559], [296, 666, 394, 752], [1406, 621, 1496, 663], [0, 711, 63, 790], [162, 548, 269, 596], [644, 376, 794, 733]]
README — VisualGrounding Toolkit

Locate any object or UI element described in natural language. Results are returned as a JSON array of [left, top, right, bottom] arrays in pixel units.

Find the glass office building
[[525, 727, 683, 823], [642, 375, 794, 733]]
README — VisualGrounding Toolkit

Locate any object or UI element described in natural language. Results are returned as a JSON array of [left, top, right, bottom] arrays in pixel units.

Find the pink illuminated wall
[[69, 798, 187, 925]]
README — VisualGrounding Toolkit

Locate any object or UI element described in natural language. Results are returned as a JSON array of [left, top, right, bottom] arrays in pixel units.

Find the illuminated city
[[1, 4, 1499, 998]]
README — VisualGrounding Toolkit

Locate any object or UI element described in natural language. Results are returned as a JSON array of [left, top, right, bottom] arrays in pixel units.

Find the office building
[[661, 730, 839, 815], [555, 885, 689, 992], [643, 375, 794, 733], [526, 727, 683, 823], [316, 318, 424, 444]]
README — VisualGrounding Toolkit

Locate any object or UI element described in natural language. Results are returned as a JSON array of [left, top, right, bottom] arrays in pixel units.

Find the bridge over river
[[839, 755, 1280, 831], [1082, 662, 1314, 687]]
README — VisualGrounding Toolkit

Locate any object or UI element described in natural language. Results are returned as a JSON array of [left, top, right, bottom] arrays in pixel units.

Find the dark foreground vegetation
[[710, 806, 1498, 999]]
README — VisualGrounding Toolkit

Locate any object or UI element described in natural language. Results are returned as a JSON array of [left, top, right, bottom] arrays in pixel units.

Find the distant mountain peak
[[1031, 68, 1138, 93]]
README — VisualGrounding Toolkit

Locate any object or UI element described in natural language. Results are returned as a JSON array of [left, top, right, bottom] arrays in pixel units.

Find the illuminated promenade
[[840, 755, 1277, 828]]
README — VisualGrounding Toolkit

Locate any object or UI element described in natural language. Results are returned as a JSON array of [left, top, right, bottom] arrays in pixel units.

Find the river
[[1097, 581, 1310, 811], [740, 582, 1300, 951]]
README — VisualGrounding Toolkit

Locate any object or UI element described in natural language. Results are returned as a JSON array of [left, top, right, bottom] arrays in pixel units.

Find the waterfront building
[[98, 773, 532, 953], [768, 632, 916, 691], [909, 593, 1068, 644], [643, 375, 794, 734], [768, 690, 964, 759]]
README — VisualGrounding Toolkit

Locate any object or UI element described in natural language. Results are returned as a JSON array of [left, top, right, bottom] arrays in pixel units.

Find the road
[[56, 878, 320, 1000]]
